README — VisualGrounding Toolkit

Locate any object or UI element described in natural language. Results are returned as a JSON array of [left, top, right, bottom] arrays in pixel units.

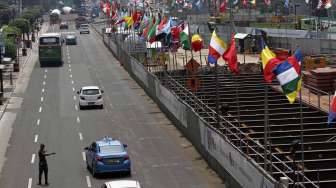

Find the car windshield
[[82, 89, 99, 95], [99, 145, 124, 154]]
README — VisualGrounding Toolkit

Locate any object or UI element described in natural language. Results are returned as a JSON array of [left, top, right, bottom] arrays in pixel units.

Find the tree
[[9, 18, 29, 40]]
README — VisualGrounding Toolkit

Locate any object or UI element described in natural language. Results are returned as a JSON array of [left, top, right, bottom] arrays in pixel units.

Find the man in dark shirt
[[38, 144, 55, 186]]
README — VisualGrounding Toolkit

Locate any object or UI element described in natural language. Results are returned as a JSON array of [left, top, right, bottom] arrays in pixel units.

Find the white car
[[101, 180, 141, 188], [77, 86, 104, 109], [79, 24, 90, 34]]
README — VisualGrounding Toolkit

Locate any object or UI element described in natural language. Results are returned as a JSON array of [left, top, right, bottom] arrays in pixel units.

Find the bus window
[[39, 37, 60, 45]]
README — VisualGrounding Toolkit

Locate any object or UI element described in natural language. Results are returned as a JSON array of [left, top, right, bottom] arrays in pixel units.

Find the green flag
[[180, 24, 190, 50]]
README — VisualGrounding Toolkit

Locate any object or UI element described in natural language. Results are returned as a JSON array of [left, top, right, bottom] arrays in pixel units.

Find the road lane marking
[[31, 154, 35, 164], [86, 176, 92, 187], [42, 88, 45, 93], [40, 97, 44, 102], [75, 105, 78, 111], [82, 152, 86, 161], [27, 178, 32, 188], [67, 56, 70, 60], [77, 117, 80, 123], [69, 64, 71, 68], [38, 106, 42, 113], [44, 75, 47, 79], [68, 60, 71, 64], [72, 87, 75, 92], [70, 74, 72, 78], [43, 81, 46, 85], [37, 119, 40, 125], [73, 95, 77, 100], [45, 70, 48, 73], [71, 80, 74, 84], [79, 132, 83, 140], [34, 135, 38, 143]]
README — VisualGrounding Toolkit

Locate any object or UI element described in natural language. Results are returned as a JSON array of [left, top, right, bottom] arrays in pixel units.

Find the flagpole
[[264, 82, 269, 172], [215, 61, 220, 128], [299, 52, 305, 181]]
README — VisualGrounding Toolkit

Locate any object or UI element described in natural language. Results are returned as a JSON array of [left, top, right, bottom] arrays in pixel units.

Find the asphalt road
[[0, 21, 224, 188]]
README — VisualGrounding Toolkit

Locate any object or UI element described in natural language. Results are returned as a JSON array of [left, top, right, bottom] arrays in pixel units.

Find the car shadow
[[94, 172, 131, 180], [80, 106, 103, 110]]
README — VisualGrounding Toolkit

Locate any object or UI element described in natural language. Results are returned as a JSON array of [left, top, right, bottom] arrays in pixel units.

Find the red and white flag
[[264, 0, 271, 6], [318, 0, 332, 9]]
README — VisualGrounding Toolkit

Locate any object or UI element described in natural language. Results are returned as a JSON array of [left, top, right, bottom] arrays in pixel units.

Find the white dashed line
[[44, 75, 47, 79], [31, 154, 35, 164], [76, 117, 80, 123], [40, 97, 44, 102], [79, 132, 83, 140], [73, 95, 77, 100], [42, 88, 45, 93], [67, 56, 70, 60], [70, 74, 72, 78], [68, 60, 71, 64], [38, 107, 42, 113], [82, 152, 86, 161], [69, 64, 71, 67], [75, 105, 78, 111], [86, 176, 92, 187], [37, 119, 40, 125], [71, 80, 74, 84], [34, 135, 38, 143], [45, 70, 48, 73], [72, 87, 75, 92], [43, 81, 46, 85], [27, 178, 32, 188], [69, 69, 72, 72]]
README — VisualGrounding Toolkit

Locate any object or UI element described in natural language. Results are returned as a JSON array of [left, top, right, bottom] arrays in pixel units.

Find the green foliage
[[21, 5, 43, 24], [2, 25, 21, 41], [4, 38, 16, 59], [9, 18, 30, 34]]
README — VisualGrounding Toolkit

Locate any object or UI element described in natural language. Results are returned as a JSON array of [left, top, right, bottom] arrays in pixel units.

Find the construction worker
[[38, 144, 55, 186]]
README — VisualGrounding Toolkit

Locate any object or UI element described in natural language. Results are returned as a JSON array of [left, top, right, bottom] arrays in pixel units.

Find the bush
[[2, 25, 21, 41], [4, 38, 16, 59]]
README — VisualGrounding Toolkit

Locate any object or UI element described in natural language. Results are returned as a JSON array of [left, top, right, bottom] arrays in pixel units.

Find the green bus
[[38, 33, 63, 67]]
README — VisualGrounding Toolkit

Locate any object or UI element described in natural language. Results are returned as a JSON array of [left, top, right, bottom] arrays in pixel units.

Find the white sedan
[[101, 180, 141, 188], [77, 86, 104, 109]]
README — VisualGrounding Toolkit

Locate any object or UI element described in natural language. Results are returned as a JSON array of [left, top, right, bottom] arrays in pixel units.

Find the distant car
[[79, 24, 90, 34], [77, 86, 104, 109], [60, 22, 69, 30], [65, 34, 77, 45], [85, 137, 131, 177], [102, 180, 141, 188]]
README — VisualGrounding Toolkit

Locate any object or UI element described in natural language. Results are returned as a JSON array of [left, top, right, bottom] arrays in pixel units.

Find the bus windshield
[[39, 37, 60, 45]]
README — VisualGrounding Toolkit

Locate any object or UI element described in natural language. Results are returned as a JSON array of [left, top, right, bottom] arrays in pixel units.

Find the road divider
[[31, 154, 35, 164], [86, 176, 91, 187]]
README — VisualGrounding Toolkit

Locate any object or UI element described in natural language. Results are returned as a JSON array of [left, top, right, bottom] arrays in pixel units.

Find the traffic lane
[[27, 47, 88, 187], [73, 29, 223, 187], [0, 64, 49, 188]]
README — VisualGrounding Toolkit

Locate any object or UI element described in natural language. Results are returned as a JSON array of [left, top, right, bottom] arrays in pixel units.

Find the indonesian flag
[[264, 0, 271, 6], [220, 1, 227, 12], [318, 0, 332, 9]]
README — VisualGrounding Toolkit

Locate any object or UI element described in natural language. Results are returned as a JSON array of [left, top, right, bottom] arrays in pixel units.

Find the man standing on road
[[38, 144, 56, 186]]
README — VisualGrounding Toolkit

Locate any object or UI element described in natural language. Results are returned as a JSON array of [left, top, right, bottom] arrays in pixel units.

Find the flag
[[180, 23, 191, 50], [243, 0, 248, 7], [148, 17, 160, 43], [142, 17, 155, 38], [220, 1, 227, 12], [284, 0, 289, 8], [207, 30, 226, 64], [223, 34, 239, 75], [191, 34, 203, 52], [260, 40, 281, 82], [318, 0, 332, 9], [328, 91, 336, 125], [156, 17, 172, 41], [272, 49, 302, 104], [264, 0, 271, 6]]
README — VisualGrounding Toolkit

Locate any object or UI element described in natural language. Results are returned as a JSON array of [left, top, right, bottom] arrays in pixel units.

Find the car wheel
[[126, 170, 131, 177], [92, 162, 97, 177], [79, 104, 83, 110], [86, 160, 90, 170]]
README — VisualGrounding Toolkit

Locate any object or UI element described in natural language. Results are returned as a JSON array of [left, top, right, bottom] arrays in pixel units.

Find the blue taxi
[[84, 137, 131, 177]]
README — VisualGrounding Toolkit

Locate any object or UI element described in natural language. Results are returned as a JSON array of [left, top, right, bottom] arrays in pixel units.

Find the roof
[[96, 137, 121, 147], [105, 180, 140, 188], [40, 33, 61, 37], [234, 33, 249, 39], [81, 86, 99, 90]]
